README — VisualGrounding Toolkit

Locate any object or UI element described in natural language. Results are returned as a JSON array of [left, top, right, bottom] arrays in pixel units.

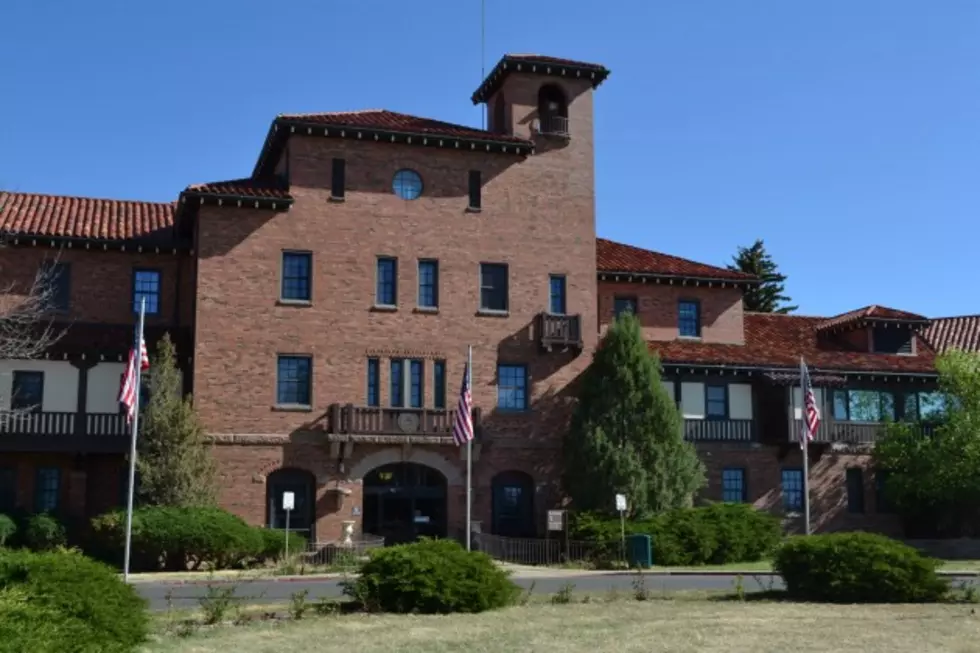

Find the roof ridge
[[745, 312, 825, 320]]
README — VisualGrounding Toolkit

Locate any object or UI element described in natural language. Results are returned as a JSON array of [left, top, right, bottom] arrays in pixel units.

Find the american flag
[[800, 358, 821, 448], [119, 336, 150, 424], [452, 363, 474, 446]]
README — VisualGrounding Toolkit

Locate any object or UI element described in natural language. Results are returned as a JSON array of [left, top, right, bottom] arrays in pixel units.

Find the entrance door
[[363, 463, 448, 544], [267, 468, 316, 540]]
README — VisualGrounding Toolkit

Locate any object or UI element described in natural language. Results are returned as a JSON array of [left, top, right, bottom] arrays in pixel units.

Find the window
[[43, 262, 70, 312], [468, 170, 482, 210], [846, 468, 865, 514], [433, 360, 447, 409], [34, 467, 60, 513], [276, 355, 312, 407], [497, 364, 528, 411], [0, 468, 15, 512], [904, 391, 946, 422], [366, 358, 380, 407], [832, 390, 895, 422], [873, 326, 912, 354], [376, 257, 398, 306], [281, 252, 312, 302], [722, 468, 746, 503], [11, 371, 43, 411], [705, 385, 727, 419], [678, 300, 701, 337], [409, 360, 424, 408], [418, 260, 439, 309], [331, 158, 346, 199], [392, 169, 423, 200], [549, 275, 567, 315], [480, 263, 509, 312], [614, 296, 637, 318], [781, 468, 804, 512], [390, 359, 404, 408], [875, 470, 894, 513], [133, 269, 161, 315]]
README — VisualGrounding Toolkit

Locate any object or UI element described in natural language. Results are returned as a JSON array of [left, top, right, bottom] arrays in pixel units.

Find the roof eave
[[0, 231, 189, 253], [656, 360, 938, 379], [471, 57, 611, 104], [179, 191, 293, 211], [597, 269, 758, 287]]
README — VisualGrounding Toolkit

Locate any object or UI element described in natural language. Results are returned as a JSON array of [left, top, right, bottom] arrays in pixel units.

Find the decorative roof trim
[[598, 270, 758, 288], [472, 56, 611, 104], [0, 230, 189, 253], [659, 361, 938, 380], [179, 190, 293, 211]]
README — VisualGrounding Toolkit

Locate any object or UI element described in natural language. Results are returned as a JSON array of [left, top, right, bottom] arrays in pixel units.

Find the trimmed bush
[[0, 548, 148, 652], [90, 506, 264, 571], [345, 538, 520, 613], [0, 514, 15, 547], [570, 504, 782, 567], [774, 532, 949, 603], [24, 513, 67, 551], [257, 528, 309, 562]]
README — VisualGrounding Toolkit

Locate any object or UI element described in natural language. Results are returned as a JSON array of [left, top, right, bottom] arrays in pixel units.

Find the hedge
[[774, 532, 949, 603], [345, 538, 520, 613], [0, 549, 148, 652], [570, 503, 782, 566], [0, 515, 15, 547]]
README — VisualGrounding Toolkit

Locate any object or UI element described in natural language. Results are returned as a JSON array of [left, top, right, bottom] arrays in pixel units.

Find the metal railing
[[684, 419, 755, 442], [476, 532, 615, 567], [537, 115, 570, 136], [537, 313, 583, 350], [300, 533, 386, 566]]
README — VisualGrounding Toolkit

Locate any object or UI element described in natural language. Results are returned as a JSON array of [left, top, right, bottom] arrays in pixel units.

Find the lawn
[[144, 600, 980, 653]]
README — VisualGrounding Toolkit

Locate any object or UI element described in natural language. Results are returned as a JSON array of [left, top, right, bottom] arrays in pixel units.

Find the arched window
[[266, 468, 316, 540], [537, 85, 568, 136], [491, 471, 535, 537], [492, 93, 508, 134]]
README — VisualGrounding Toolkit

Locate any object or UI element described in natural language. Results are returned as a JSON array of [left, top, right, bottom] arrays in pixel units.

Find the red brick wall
[[2, 452, 124, 519], [598, 282, 745, 345]]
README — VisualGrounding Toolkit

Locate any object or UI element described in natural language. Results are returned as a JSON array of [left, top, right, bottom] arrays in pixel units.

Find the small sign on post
[[282, 491, 295, 559], [615, 494, 627, 565], [547, 510, 565, 532]]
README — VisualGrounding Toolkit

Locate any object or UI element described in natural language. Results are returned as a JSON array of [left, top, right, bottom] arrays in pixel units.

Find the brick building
[[0, 54, 947, 541]]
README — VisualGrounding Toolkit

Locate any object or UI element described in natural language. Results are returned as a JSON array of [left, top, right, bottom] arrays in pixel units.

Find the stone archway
[[362, 462, 448, 544], [349, 449, 462, 486]]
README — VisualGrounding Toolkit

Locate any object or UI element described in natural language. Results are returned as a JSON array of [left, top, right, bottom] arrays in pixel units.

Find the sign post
[[282, 491, 295, 559], [615, 493, 627, 565], [547, 510, 565, 564]]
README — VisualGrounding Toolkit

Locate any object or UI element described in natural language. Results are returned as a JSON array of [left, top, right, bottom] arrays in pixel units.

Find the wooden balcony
[[537, 313, 584, 352], [684, 419, 755, 442], [789, 420, 935, 445], [326, 404, 482, 443], [0, 410, 129, 452]]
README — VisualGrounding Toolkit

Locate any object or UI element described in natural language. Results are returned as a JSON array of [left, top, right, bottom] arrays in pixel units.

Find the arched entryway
[[537, 84, 568, 135], [266, 468, 316, 541], [491, 471, 535, 537], [363, 463, 448, 544]]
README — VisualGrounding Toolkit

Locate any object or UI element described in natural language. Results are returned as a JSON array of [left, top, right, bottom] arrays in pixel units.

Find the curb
[[127, 573, 349, 586]]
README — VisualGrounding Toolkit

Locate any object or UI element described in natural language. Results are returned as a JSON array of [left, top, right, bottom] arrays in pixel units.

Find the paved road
[[134, 572, 980, 611]]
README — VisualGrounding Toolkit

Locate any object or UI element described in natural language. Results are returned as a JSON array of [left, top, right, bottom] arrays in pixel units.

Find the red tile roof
[[473, 54, 611, 103], [596, 238, 756, 282], [817, 305, 929, 332], [184, 178, 292, 201], [923, 315, 980, 353], [503, 54, 609, 71], [278, 109, 531, 146], [650, 313, 937, 373], [0, 191, 175, 241]]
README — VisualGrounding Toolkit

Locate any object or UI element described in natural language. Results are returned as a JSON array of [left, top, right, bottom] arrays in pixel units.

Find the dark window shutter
[[332, 158, 346, 199], [468, 170, 481, 209]]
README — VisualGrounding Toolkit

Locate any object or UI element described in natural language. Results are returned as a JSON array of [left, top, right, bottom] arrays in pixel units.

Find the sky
[[1, 1, 978, 317]]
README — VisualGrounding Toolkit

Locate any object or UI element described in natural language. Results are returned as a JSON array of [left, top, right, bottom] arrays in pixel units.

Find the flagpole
[[465, 345, 473, 551], [800, 357, 811, 536], [123, 298, 146, 582]]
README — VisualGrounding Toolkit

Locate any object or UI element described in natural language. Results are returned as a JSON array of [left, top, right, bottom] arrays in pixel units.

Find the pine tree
[[564, 313, 705, 518], [728, 239, 798, 314], [136, 333, 217, 507]]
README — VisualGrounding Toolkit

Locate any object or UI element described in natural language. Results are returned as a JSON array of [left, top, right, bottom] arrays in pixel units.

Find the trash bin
[[626, 533, 653, 568]]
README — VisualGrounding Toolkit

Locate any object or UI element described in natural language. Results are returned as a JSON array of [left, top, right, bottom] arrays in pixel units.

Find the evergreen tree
[[728, 239, 798, 314], [564, 313, 705, 518], [136, 334, 217, 507]]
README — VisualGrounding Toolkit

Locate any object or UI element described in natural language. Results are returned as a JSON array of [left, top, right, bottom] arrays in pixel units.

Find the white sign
[[547, 510, 565, 531], [282, 491, 295, 511], [615, 494, 627, 512]]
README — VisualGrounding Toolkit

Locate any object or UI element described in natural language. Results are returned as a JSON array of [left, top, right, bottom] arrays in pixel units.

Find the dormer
[[472, 54, 610, 142], [816, 305, 931, 355]]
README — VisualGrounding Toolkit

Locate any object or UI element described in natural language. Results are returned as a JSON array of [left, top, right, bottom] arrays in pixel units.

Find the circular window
[[392, 169, 423, 200]]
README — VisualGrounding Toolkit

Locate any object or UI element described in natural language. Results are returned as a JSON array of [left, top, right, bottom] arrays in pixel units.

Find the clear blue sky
[[2, 1, 978, 317]]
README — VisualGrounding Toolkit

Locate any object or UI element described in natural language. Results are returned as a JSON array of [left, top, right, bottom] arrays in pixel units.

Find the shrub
[[0, 549, 148, 652], [257, 528, 308, 563], [0, 515, 15, 547], [24, 513, 67, 551], [569, 504, 782, 567], [774, 532, 950, 603], [90, 506, 264, 571], [345, 538, 520, 613]]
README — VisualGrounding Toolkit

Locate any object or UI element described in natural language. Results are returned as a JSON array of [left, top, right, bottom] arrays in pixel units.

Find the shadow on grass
[[710, 590, 791, 603]]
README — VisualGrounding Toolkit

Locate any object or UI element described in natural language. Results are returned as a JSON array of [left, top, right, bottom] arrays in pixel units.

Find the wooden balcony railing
[[326, 404, 482, 439], [0, 410, 129, 452], [537, 313, 583, 351], [789, 421, 936, 445], [684, 419, 755, 442]]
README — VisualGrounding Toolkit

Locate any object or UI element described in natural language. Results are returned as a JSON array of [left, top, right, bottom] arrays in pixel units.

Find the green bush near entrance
[[345, 538, 520, 614], [570, 503, 782, 566], [774, 532, 949, 603]]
